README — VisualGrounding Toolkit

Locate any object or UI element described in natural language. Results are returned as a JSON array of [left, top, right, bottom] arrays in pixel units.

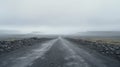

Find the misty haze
[[0, 0, 120, 67]]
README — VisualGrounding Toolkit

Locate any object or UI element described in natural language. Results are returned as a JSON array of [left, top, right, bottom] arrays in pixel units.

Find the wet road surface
[[0, 37, 120, 67]]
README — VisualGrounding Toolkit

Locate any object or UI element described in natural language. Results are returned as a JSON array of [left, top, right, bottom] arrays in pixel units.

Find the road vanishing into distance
[[0, 37, 120, 67]]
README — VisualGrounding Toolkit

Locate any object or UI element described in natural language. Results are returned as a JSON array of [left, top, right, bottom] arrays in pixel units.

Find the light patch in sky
[[0, 26, 88, 34]]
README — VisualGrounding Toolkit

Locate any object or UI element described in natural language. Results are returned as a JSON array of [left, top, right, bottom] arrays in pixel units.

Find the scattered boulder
[[67, 38, 120, 61], [0, 37, 51, 55]]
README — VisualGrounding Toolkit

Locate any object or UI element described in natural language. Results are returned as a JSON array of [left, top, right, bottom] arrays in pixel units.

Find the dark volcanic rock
[[67, 38, 120, 61], [0, 37, 51, 55]]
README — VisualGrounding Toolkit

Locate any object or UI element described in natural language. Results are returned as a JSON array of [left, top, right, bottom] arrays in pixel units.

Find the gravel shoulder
[[0, 37, 53, 55], [66, 38, 120, 61]]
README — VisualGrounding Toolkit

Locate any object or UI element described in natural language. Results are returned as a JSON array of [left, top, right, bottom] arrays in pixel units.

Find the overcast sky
[[0, 0, 120, 34]]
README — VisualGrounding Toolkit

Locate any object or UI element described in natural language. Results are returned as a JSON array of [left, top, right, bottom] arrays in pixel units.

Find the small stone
[[0, 49, 4, 52]]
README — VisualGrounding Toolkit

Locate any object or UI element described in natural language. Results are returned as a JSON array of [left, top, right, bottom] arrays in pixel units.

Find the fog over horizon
[[0, 0, 120, 34]]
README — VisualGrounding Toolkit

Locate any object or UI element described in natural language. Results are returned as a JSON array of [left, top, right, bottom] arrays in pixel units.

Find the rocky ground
[[67, 38, 120, 61], [0, 37, 51, 55]]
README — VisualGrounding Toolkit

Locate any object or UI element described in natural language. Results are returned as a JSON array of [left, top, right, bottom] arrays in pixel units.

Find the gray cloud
[[0, 0, 120, 34]]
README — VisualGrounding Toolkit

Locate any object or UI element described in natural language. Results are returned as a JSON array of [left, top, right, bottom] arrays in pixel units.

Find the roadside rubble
[[67, 38, 120, 61], [0, 37, 51, 55]]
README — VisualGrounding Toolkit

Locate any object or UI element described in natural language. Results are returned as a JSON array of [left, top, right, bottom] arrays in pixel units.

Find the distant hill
[[30, 31, 42, 34], [76, 31, 120, 37], [0, 30, 23, 40], [0, 30, 21, 35]]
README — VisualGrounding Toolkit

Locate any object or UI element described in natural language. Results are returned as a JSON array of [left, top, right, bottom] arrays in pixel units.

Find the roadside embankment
[[0, 37, 52, 55], [67, 38, 120, 61]]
